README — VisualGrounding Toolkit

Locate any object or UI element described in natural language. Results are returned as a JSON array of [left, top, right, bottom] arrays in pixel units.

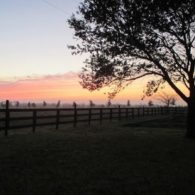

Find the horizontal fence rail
[[0, 100, 186, 136]]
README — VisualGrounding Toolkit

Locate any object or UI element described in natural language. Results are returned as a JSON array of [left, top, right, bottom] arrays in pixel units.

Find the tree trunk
[[186, 99, 195, 138]]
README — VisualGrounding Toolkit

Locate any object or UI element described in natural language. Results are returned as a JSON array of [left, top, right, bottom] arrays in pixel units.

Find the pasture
[[0, 114, 195, 195]]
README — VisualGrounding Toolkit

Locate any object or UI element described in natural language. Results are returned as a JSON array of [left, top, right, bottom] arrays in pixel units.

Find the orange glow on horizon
[[0, 73, 187, 105]]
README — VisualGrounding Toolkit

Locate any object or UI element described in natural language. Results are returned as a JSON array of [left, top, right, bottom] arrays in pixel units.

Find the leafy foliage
[[69, 0, 195, 103]]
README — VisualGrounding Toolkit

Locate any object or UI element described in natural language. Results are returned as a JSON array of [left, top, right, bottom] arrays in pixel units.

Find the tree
[[148, 100, 154, 107], [43, 101, 47, 107], [15, 101, 20, 107], [127, 100, 131, 107], [27, 102, 31, 108], [56, 100, 61, 108], [73, 101, 77, 108], [157, 92, 176, 107], [69, 0, 195, 138], [32, 103, 36, 108], [89, 100, 95, 107], [107, 99, 112, 107]]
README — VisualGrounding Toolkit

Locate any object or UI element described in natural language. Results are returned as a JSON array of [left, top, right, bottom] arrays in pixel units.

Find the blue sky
[[0, 0, 147, 104], [0, 0, 84, 78], [0, 0, 181, 104]]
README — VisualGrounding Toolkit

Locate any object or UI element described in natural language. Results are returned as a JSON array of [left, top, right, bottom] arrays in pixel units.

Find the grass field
[[0, 115, 195, 195]]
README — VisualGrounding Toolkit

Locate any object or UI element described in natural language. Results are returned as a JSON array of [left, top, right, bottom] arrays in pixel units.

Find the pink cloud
[[0, 72, 81, 101], [0, 71, 155, 104]]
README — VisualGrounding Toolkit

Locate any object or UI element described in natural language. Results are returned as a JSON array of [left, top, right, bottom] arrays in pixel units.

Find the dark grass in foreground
[[0, 115, 195, 194]]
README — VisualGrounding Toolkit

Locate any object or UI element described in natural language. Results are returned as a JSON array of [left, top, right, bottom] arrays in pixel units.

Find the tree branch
[[145, 51, 189, 103]]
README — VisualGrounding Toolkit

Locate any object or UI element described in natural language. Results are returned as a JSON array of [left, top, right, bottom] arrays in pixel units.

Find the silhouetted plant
[[73, 101, 77, 108], [43, 101, 47, 107], [56, 100, 61, 108], [32, 103, 36, 108], [69, 0, 195, 138], [157, 92, 177, 107], [15, 101, 20, 107], [107, 99, 112, 107], [89, 100, 95, 107], [148, 100, 154, 107], [127, 100, 131, 107]]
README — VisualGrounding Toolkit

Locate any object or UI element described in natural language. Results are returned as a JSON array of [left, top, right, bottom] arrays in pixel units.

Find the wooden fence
[[0, 100, 186, 136]]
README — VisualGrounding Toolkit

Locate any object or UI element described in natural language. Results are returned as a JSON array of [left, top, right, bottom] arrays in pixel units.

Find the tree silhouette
[[69, 0, 195, 138], [73, 101, 77, 108], [127, 100, 131, 107], [32, 103, 36, 108], [15, 101, 20, 107], [148, 100, 154, 107], [43, 101, 47, 107], [89, 100, 95, 107], [157, 92, 176, 107], [56, 100, 61, 108], [107, 99, 112, 107], [27, 102, 31, 108]]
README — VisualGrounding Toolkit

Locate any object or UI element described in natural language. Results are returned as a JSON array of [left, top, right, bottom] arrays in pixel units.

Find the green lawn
[[0, 116, 195, 195]]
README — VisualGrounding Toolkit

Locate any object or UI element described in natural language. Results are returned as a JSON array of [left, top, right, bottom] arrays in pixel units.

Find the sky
[[0, 0, 84, 77], [0, 0, 184, 105]]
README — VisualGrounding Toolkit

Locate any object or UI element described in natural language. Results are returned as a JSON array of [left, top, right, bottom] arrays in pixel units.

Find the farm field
[[0, 114, 195, 195]]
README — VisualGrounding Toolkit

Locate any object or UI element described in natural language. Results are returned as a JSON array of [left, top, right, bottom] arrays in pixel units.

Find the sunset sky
[[0, 0, 184, 105]]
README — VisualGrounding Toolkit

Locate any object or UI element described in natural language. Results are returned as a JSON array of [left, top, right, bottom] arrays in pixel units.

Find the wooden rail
[[0, 100, 186, 136]]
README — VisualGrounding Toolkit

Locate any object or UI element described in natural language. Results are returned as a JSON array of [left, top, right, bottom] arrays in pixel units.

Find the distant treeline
[[0, 99, 181, 109]]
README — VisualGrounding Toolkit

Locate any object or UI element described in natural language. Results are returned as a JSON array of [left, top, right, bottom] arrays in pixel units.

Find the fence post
[[118, 105, 121, 121], [32, 110, 37, 133], [164, 107, 166, 115], [151, 108, 154, 116], [142, 107, 145, 117], [73, 103, 77, 127], [145, 107, 148, 116], [174, 106, 177, 114], [160, 107, 163, 115], [162, 107, 165, 115], [88, 108, 91, 126], [132, 108, 135, 119], [126, 108, 129, 120], [5, 100, 9, 136], [56, 109, 60, 130], [100, 108, 103, 124], [109, 108, 113, 121], [137, 108, 140, 118]]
